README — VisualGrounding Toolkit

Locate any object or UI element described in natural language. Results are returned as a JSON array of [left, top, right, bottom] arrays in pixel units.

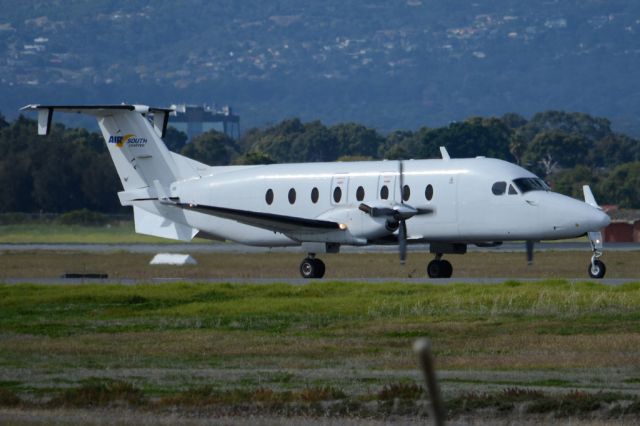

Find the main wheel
[[440, 260, 453, 278], [300, 258, 325, 279], [428, 260, 453, 279], [427, 260, 442, 278], [313, 258, 326, 278], [588, 260, 606, 279], [300, 258, 316, 278]]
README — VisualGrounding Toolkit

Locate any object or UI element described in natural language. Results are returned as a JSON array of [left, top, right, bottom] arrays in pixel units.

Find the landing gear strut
[[300, 254, 325, 279], [587, 231, 606, 279], [427, 253, 453, 279]]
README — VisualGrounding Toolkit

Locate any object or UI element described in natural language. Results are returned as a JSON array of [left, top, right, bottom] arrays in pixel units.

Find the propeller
[[398, 160, 407, 264], [526, 240, 534, 265], [359, 159, 434, 265]]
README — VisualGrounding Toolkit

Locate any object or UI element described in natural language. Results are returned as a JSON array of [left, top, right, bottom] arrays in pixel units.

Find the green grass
[[1, 280, 640, 419], [0, 223, 183, 243], [2, 280, 640, 336]]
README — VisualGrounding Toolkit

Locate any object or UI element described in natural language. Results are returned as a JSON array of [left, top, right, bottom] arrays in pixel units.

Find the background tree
[[180, 130, 240, 165], [522, 130, 590, 176], [233, 150, 275, 165], [163, 127, 188, 152], [597, 162, 640, 208], [330, 123, 384, 159], [548, 165, 598, 200], [1, 109, 639, 213]]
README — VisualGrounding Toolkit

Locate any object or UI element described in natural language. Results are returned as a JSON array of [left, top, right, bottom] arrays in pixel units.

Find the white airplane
[[22, 104, 611, 279]]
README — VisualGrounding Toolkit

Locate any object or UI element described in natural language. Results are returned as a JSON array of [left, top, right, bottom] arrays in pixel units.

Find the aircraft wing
[[176, 202, 342, 235]]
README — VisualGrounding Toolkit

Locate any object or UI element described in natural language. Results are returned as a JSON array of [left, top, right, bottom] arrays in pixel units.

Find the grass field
[[0, 223, 177, 244], [1, 279, 640, 423]]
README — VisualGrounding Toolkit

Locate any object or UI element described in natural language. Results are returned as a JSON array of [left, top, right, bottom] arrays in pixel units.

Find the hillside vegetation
[[1, 1, 640, 132]]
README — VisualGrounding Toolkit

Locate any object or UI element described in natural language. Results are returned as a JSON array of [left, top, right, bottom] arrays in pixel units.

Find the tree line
[[1, 110, 639, 214]]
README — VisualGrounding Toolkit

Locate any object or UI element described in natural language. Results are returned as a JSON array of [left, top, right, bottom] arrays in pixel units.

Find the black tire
[[427, 260, 442, 278], [313, 258, 326, 278], [588, 260, 606, 279], [300, 258, 316, 279], [441, 260, 453, 278]]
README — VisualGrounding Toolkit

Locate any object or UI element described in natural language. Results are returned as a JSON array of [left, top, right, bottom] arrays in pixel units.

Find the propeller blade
[[398, 160, 404, 204], [416, 207, 434, 215], [526, 240, 534, 265], [358, 203, 372, 214], [359, 203, 396, 218], [399, 219, 407, 265]]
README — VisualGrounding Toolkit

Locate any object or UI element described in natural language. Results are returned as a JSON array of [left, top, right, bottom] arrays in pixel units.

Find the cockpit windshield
[[513, 177, 550, 193]]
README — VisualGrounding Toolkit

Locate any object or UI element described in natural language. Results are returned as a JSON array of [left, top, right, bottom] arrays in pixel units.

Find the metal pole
[[413, 338, 445, 426]]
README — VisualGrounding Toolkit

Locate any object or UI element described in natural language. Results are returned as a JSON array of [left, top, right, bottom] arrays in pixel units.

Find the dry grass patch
[[1, 251, 639, 279]]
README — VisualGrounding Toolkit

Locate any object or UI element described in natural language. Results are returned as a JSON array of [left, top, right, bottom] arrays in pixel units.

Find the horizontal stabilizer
[[21, 104, 175, 137], [134, 206, 198, 241]]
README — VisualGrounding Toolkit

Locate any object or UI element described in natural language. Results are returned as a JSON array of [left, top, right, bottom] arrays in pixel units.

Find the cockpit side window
[[508, 184, 518, 195], [492, 181, 507, 195], [513, 177, 550, 194]]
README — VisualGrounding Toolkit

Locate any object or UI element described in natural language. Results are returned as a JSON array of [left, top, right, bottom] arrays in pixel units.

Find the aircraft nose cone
[[596, 209, 611, 229], [584, 207, 611, 231]]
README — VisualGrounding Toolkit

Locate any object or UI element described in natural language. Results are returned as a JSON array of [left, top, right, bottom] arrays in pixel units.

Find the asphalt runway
[[1, 241, 639, 253]]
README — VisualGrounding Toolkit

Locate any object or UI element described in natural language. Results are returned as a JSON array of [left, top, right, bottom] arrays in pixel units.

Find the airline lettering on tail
[[108, 134, 148, 148]]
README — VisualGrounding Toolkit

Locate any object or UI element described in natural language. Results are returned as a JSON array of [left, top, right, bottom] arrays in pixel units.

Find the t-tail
[[21, 104, 210, 241]]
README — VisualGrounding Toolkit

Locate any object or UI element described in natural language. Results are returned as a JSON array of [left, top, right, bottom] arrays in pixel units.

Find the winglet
[[439, 146, 450, 160], [582, 185, 600, 209]]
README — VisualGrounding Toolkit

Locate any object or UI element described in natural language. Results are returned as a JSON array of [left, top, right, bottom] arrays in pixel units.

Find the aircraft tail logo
[[108, 134, 148, 148]]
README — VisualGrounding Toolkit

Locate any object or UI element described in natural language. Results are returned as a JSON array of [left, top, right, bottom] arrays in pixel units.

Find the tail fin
[[21, 104, 195, 192]]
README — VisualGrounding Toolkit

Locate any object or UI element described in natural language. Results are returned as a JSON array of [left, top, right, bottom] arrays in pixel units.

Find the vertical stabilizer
[[21, 104, 193, 192]]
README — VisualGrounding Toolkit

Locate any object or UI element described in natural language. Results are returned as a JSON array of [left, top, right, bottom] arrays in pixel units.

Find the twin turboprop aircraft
[[23, 104, 611, 279]]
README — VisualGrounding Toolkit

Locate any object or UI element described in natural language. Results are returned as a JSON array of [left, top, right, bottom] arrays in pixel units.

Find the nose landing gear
[[587, 231, 606, 279]]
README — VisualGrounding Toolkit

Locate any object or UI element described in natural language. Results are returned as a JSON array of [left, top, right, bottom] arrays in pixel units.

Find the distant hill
[[2, 0, 640, 134]]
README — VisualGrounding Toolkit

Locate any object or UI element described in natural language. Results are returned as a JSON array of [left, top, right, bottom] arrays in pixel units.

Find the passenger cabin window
[[513, 177, 550, 194], [311, 187, 319, 203], [425, 184, 433, 201], [492, 181, 507, 195], [402, 185, 410, 201], [288, 188, 296, 204], [333, 186, 342, 203], [265, 189, 274, 205], [508, 184, 518, 195], [356, 186, 365, 201], [380, 185, 389, 200]]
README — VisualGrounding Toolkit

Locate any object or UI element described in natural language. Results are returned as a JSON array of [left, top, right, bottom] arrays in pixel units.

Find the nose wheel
[[588, 259, 606, 279], [300, 256, 326, 279], [587, 231, 606, 279], [427, 254, 453, 278]]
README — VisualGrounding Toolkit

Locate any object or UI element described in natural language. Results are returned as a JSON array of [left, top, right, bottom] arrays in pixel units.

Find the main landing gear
[[427, 253, 453, 279], [587, 231, 606, 279], [300, 255, 325, 279]]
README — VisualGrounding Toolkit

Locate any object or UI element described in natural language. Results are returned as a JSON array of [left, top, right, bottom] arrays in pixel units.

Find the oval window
[[356, 186, 365, 201], [492, 181, 507, 195], [311, 187, 319, 203], [380, 185, 389, 200], [288, 188, 296, 204], [402, 185, 410, 202], [425, 184, 433, 201], [333, 186, 342, 203], [265, 189, 274, 205]]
